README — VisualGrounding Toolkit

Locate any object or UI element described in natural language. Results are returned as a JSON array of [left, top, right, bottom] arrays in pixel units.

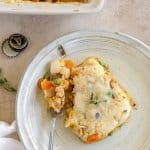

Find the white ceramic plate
[[16, 30, 150, 150], [0, 0, 104, 14]]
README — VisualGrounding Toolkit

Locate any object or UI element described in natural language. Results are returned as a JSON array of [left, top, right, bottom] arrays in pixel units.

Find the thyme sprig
[[0, 68, 17, 92]]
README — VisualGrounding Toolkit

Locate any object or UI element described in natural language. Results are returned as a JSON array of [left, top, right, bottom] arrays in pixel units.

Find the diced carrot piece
[[62, 80, 69, 90], [65, 60, 74, 69], [71, 68, 77, 77], [37, 78, 43, 89], [87, 133, 101, 144], [41, 79, 54, 90]]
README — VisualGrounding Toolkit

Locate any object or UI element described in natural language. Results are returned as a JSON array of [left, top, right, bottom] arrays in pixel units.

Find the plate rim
[[16, 30, 150, 150]]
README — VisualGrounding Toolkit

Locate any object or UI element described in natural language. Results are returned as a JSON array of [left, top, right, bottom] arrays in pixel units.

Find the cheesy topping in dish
[[38, 57, 136, 143], [4, 0, 87, 3]]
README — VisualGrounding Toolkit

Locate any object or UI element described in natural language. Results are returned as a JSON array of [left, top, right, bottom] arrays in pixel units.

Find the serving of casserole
[[38, 57, 136, 144]]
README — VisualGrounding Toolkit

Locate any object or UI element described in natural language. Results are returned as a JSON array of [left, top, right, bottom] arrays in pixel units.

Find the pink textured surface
[[0, 0, 149, 139]]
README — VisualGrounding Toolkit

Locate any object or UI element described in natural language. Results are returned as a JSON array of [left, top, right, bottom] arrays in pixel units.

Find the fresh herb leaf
[[53, 78, 61, 85], [43, 71, 51, 80], [98, 60, 109, 70], [108, 130, 114, 136], [118, 124, 123, 128], [90, 93, 100, 105], [0, 79, 6, 85], [108, 123, 125, 136], [4, 86, 17, 92], [4, 78, 7, 82], [90, 93, 108, 104], [90, 99, 100, 104], [0, 69, 17, 93], [107, 91, 112, 97]]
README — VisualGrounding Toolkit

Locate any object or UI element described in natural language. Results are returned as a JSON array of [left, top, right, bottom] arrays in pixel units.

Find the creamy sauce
[[72, 58, 132, 136]]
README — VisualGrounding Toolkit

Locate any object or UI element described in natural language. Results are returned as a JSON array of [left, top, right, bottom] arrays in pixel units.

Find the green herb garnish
[[108, 130, 114, 136], [53, 78, 61, 85], [43, 71, 51, 80], [90, 93, 108, 104], [0, 79, 6, 85], [90, 93, 100, 105], [4, 86, 16, 92], [118, 124, 123, 128], [108, 123, 125, 136], [0, 69, 17, 92], [107, 91, 112, 97], [98, 60, 109, 70]]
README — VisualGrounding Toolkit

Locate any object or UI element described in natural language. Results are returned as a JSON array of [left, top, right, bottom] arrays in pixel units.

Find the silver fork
[[49, 45, 66, 150], [48, 110, 63, 150]]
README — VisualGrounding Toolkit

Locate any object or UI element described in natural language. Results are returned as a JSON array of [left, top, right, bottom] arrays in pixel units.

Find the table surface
[[0, 0, 149, 139]]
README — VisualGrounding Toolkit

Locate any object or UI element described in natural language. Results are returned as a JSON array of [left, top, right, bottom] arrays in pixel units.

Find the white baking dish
[[0, 0, 104, 14]]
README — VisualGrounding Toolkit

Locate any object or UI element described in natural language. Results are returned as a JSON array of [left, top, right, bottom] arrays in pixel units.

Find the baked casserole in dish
[[0, 0, 104, 14]]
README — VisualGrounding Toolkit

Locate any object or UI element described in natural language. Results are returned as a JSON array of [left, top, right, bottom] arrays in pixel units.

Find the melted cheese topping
[[65, 57, 134, 143]]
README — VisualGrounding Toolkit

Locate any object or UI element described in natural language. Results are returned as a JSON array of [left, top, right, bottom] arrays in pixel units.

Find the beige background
[[0, 0, 149, 139]]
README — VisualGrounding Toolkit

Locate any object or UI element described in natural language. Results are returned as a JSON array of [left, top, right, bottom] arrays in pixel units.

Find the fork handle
[[48, 117, 57, 150]]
